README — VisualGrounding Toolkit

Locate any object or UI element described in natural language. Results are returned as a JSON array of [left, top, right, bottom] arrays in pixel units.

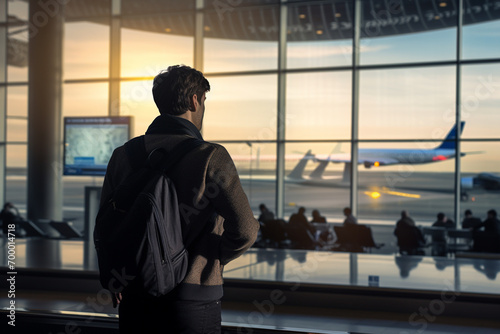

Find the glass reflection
[[359, 0, 457, 65], [121, 0, 195, 15], [359, 66, 456, 139], [287, 1, 352, 69], [7, 0, 29, 83], [462, 1, 500, 60], [204, 5, 279, 72], [121, 15, 194, 78]]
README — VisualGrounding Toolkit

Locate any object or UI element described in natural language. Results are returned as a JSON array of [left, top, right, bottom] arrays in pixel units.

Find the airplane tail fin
[[436, 121, 465, 150], [309, 161, 329, 179], [288, 150, 313, 179]]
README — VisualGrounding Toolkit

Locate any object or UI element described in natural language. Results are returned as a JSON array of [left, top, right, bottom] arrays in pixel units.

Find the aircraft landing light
[[364, 191, 381, 199], [432, 155, 447, 161], [374, 161, 380, 167]]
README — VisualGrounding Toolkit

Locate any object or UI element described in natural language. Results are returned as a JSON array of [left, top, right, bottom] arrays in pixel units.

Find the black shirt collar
[[146, 113, 203, 140]]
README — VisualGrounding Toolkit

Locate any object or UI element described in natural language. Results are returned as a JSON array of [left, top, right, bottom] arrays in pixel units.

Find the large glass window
[[203, 74, 277, 141], [359, 0, 457, 65], [286, 71, 351, 140], [287, 1, 353, 69], [64, 22, 110, 80], [357, 140, 455, 228], [359, 66, 456, 139], [222, 142, 277, 214], [462, 1, 500, 60], [283, 142, 351, 221], [461, 64, 500, 139], [7, 0, 29, 82], [204, 5, 279, 72], [121, 14, 194, 78], [63, 83, 108, 117], [120, 80, 158, 136]]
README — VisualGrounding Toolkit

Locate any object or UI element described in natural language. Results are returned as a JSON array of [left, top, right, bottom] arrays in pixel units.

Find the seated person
[[258, 203, 275, 224], [462, 209, 482, 229], [431, 212, 453, 256], [343, 207, 357, 225], [288, 207, 317, 249], [433, 212, 455, 229], [473, 209, 500, 253], [394, 211, 425, 255], [311, 209, 326, 223], [1, 202, 24, 236]]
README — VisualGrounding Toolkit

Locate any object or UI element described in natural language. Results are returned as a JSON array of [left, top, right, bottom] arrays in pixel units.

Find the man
[[258, 203, 274, 224], [343, 207, 357, 225], [288, 207, 317, 249], [462, 209, 482, 229], [100, 65, 259, 333], [432, 212, 455, 229], [393, 210, 425, 255]]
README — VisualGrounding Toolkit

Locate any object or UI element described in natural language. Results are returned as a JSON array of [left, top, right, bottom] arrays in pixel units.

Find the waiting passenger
[[433, 212, 455, 229], [462, 209, 482, 229], [258, 203, 275, 224], [472, 209, 500, 253], [288, 207, 317, 249], [394, 210, 425, 255], [1, 202, 24, 236], [431, 213, 454, 256], [343, 207, 357, 225], [311, 209, 326, 223]]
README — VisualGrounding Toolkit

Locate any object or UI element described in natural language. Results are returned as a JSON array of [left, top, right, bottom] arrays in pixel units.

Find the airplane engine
[[364, 161, 372, 169], [461, 177, 474, 189]]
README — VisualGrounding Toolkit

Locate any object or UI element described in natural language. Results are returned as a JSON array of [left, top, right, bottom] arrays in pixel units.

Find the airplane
[[287, 122, 467, 184]]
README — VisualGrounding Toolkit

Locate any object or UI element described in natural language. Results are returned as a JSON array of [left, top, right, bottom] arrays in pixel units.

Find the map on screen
[[64, 117, 132, 176]]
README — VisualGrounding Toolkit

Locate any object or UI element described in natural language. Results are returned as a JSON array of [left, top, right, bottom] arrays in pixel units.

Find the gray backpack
[[94, 136, 203, 298]]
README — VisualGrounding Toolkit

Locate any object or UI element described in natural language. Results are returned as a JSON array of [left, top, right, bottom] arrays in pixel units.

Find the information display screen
[[63, 116, 132, 176]]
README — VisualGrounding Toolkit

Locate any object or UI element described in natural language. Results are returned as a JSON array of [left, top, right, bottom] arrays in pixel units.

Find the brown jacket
[[100, 114, 259, 301]]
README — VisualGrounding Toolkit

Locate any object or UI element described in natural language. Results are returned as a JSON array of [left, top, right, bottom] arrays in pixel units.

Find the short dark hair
[[152, 65, 210, 116], [488, 209, 497, 217], [465, 209, 472, 216], [437, 212, 445, 220]]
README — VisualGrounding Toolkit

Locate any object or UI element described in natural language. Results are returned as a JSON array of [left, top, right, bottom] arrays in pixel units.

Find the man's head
[[298, 207, 306, 215], [487, 209, 497, 219], [465, 209, 472, 217], [401, 210, 409, 218], [152, 65, 210, 129], [437, 212, 445, 221]]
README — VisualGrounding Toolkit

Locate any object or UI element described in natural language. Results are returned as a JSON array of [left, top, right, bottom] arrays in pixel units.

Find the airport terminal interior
[[1, 0, 500, 333]]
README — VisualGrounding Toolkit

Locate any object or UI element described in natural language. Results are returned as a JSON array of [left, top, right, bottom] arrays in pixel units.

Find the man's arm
[[206, 145, 259, 265]]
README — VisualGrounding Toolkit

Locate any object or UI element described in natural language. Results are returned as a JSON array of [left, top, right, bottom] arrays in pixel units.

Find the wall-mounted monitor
[[63, 116, 133, 176]]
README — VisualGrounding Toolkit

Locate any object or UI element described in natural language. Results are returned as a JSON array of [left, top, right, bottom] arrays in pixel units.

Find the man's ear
[[189, 94, 198, 112]]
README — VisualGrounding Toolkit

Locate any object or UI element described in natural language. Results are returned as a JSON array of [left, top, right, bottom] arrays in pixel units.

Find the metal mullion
[[350, 0, 360, 216], [276, 0, 287, 218], [0, 0, 6, 207], [109, 0, 121, 116], [454, 0, 463, 229]]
